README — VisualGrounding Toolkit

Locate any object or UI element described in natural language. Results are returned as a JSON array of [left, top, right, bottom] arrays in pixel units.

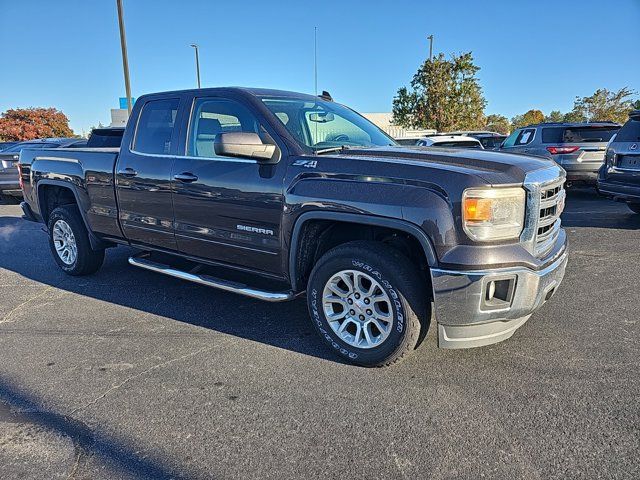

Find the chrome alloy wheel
[[52, 219, 77, 265], [322, 270, 394, 349]]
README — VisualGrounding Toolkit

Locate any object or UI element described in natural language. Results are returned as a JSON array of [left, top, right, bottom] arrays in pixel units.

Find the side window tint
[[516, 128, 536, 145], [133, 98, 179, 154], [188, 98, 262, 158]]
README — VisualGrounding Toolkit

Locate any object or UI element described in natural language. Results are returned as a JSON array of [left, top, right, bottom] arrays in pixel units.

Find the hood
[[333, 146, 556, 185]]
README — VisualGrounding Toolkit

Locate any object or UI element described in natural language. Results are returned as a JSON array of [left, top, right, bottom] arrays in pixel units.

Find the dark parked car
[[19, 87, 567, 366], [0, 138, 85, 202], [597, 110, 640, 213], [500, 122, 620, 184]]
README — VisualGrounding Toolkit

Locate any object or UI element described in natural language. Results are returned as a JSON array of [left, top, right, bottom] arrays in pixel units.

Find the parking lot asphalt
[[0, 189, 638, 480]]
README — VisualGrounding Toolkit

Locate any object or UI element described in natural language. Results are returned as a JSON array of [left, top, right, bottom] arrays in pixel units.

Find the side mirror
[[214, 132, 278, 163]]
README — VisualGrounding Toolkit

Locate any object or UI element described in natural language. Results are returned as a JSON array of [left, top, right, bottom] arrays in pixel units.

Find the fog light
[[487, 281, 496, 300], [482, 276, 517, 310]]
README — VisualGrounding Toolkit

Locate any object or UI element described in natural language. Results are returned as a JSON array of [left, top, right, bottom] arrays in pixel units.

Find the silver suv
[[500, 122, 620, 184]]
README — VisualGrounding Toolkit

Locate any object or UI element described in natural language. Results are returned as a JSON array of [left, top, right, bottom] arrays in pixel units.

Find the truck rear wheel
[[47, 205, 104, 276], [307, 241, 428, 367]]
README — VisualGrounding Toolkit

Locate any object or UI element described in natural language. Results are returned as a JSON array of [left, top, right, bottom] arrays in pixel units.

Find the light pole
[[116, 0, 133, 115], [190, 44, 201, 88], [427, 34, 434, 61]]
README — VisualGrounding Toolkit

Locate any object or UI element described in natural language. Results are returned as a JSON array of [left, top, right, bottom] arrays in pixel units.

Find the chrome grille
[[534, 179, 565, 257], [521, 165, 566, 258]]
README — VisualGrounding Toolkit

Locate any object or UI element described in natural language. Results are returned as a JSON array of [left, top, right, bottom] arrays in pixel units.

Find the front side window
[[261, 97, 396, 152], [187, 98, 265, 158], [133, 98, 179, 155]]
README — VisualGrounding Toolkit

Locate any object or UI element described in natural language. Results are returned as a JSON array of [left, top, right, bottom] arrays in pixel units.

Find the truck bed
[[19, 147, 122, 240]]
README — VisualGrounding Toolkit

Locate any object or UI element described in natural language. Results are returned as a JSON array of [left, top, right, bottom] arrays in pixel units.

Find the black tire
[[307, 241, 428, 367], [627, 203, 640, 214], [47, 205, 104, 275]]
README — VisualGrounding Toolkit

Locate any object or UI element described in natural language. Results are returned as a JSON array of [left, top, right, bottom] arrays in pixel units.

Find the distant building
[[110, 109, 128, 127], [362, 113, 436, 139]]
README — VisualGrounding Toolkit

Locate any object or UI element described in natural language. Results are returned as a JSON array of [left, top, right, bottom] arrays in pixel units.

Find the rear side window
[[133, 98, 179, 154], [542, 126, 619, 143], [515, 128, 536, 145], [615, 118, 640, 142]]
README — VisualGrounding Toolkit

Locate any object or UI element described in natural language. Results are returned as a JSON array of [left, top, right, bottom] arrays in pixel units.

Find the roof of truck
[[141, 87, 321, 101]]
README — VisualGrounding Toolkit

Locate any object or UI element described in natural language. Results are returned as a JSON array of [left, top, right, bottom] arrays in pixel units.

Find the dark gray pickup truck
[[18, 87, 568, 366]]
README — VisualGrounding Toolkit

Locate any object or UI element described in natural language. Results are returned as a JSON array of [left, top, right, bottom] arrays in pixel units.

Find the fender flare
[[288, 211, 439, 291], [37, 179, 109, 251]]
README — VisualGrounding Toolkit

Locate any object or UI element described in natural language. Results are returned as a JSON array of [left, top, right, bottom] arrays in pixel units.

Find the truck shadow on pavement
[[0, 375, 188, 479], [0, 207, 345, 366]]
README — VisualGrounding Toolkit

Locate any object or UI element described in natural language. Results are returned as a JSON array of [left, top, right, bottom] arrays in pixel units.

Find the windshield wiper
[[314, 146, 349, 155]]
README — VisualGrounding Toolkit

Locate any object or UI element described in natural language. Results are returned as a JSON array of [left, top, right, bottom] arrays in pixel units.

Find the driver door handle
[[174, 172, 198, 183], [118, 167, 138, 177]]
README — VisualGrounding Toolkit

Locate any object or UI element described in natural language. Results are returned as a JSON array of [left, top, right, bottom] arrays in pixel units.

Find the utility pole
[[190, 44, 201, 88], [427, 34, 434, 61], [116, 0, 133, 115], [314, 27, 318, 96]]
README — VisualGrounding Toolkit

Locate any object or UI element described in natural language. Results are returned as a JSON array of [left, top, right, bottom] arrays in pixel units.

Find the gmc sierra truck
[[18, 87, 568, 367]]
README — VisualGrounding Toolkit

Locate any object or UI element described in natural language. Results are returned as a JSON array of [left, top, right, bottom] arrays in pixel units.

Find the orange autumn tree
[[0, 107, 75, 141]]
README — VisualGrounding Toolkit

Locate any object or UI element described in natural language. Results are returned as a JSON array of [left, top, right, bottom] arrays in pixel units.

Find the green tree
[[566, 87, 635, 124], [633, 99, 640, 110], [484, 114, 511, 135], [392, 52, 487, 131], [511, 110, 545, 129], [544, 110, 564, 123]]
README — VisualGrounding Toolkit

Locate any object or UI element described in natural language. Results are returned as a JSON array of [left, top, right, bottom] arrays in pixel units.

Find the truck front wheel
[[47, 205, 104, 276], [307, 241, 428, 367]]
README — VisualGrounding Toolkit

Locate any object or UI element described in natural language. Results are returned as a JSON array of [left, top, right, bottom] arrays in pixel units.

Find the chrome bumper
[[431, 250, 568, 349]]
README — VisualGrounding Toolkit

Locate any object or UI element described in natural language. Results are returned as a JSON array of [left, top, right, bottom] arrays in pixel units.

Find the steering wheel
[[327, 134, 350, 142]]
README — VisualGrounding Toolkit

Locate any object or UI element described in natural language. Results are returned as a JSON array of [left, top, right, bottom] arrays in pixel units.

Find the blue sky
[[1, 0, 639, 134]]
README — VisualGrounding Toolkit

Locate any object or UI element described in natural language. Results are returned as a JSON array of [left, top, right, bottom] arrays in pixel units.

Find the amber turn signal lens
[[463, 198, 492, 222]]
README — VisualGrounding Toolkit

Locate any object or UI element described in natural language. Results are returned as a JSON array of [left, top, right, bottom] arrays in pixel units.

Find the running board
[[128, 253, 296, 302]]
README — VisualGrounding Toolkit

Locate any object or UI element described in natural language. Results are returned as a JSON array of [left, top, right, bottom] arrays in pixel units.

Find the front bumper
[[431, 249, 568, 349]]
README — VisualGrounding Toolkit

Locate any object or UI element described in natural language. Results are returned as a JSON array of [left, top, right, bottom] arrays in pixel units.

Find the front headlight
[[462, 187, 526, 241]]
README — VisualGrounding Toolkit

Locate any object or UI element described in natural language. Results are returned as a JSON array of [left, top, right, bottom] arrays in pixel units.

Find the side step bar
[[128, 253, 296, 303]]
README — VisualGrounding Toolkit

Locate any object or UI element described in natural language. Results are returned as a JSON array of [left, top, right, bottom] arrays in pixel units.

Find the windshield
[[261, 97, 396, 152]]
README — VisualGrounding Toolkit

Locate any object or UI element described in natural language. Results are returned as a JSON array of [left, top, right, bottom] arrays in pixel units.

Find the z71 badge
[[292, 159, 318, 169]]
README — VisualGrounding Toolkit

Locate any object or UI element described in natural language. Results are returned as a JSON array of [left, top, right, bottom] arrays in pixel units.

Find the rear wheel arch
[[37, 181, 109, 251], [288, 212, 437, 293]]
